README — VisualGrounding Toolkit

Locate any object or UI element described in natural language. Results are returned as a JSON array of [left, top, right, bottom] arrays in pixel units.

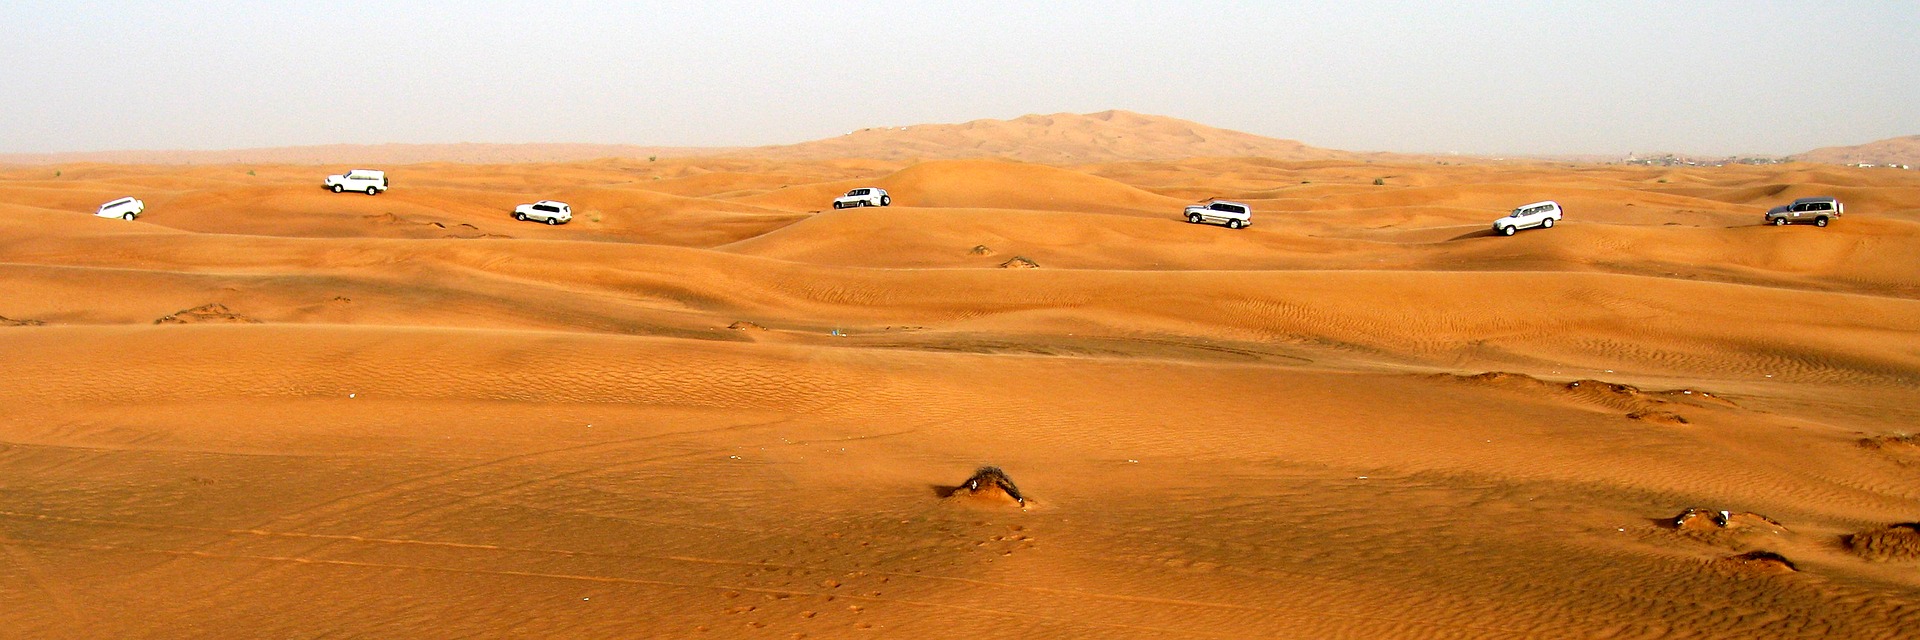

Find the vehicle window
[[535, 205, 556, 213], [1814, 202, 1831, 211]]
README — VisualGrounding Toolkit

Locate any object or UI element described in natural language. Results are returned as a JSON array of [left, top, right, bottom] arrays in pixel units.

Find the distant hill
[[748, 110, 1355, 163], [0, 111, 1354, 166], [1792, 135, 1920, 166]]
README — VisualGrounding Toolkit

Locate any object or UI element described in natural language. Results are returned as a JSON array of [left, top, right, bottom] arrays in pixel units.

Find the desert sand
[[3, 140, 1920, 638]]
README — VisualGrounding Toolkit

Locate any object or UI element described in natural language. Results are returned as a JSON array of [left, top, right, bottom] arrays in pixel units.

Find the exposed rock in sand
[[969, 244, 995, 256], [1858, 433, 1919, 451], [1566, 379, 1644, 396], [154, 303, 261, 325], [0, 315, 45, 326], [1627, 411, 1690, 425], [945, 466, 1025, 507], [1669, 508, 1785, 534], [1844, 523, 1920, 562], [728, 321, 768, 331], [999, 256, 1039, 269]]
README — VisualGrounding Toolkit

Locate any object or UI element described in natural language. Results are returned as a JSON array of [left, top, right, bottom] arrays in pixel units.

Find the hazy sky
[[2, 1, 1914, 156]]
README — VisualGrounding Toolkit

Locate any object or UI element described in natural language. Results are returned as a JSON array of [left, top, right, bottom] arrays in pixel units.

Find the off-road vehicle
[[96, 196, 144, 220], [832, 188, 890, 208], [1765, 196, 1842, 227], [513, 200, 572, 225], [1493, 201, 1563, 236], [1184, 199, 1251, 229], [325, 169, 388, 195]]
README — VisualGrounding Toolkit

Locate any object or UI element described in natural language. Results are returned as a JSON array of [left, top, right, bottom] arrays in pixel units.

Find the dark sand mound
[[0, 315, 45, 326], [942, 466, 1026, 507], [1858, 433, 1920, 452], [1669, 508, 1786, 534], [999, 256, 1040, 269], [1844, 523, 1920, 562], [1718, 551, 1798, 574], [1627, 410, 1691, 425], [727, 321, 768, 331], [1440, 372, 1705, 422], [154, 303, 260, 325], [969, 244, 995, 256]]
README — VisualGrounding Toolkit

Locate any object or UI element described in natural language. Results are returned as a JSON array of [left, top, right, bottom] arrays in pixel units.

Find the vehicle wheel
[[515, 212, 527, 221], [880, 195, 891, 206], [331, 184, 344, 193], [367, 187, 378, 195], [1815, 216, 1828, 227], [1541, 217, 1555, 228], [545, 217, 558, 225], [832, 202, 842, 209], [1188, 213, 1202, 224], [1499, 225, 1516, 236], [123, 212, 136, 220], [1772, 217, 1788, 226], [1227, 219, 1244, 229]]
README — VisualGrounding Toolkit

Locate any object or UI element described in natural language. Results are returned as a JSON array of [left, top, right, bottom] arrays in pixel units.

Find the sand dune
[[1794, 135, 1920, 166], [2, 152, 1918, 638], [0, 111, 1367, 167], [750, 110, 1363, 163]]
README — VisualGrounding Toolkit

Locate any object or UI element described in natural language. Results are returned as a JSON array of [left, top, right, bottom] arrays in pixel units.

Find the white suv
[[1493, 200, 1562, 236], [325, 169, 388, 195], [833, 188, 890, 209], [514, 200, 572, 225], [96, 196, 144, 220], [1184, 199, 1252, 229]]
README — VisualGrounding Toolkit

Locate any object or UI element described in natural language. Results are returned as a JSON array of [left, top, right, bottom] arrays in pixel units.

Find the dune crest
[[2, 152, 1917, 639]]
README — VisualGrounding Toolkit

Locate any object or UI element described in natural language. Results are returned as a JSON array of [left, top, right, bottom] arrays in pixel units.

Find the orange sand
[[3, 142, 1919, 638]]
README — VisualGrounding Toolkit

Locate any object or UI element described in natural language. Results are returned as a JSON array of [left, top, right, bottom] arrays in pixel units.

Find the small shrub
[[247, 170, 256, 176], [1373, 178, 1385, 186], [54, 170, 61, 177], [648, 155, 658, 162], [1658, 178, 1668, 183]]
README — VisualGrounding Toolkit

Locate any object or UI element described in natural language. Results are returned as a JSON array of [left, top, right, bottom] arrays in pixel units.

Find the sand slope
[[3, 155, 1919, 638], [0, 111, 1362, 167], [1794, 135, 1920, 166]]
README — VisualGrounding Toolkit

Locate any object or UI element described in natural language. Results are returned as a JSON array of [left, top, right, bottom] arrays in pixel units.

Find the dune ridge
[[2, 148, 1918, 638]]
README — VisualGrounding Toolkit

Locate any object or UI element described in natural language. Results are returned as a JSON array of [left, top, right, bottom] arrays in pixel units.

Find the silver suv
[[1765, 196, 1843, 227], [1184, 199, 1251, 229]]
